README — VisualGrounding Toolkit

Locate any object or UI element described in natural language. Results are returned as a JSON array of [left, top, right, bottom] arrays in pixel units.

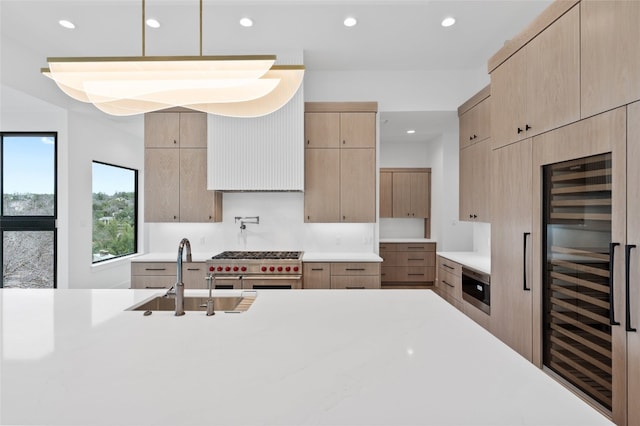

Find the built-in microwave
[[461, 267, 490, 315]]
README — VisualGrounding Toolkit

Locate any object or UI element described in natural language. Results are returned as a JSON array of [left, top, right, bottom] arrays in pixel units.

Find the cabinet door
[[627, 101, 640, 426], [340, 113, 376, 148], [490, 139, 533, 361], [475, 98, 491, 143], [304, 149, 340, 222], [340, 149, 375, 222], [179, 148, 219, 222], [144, 113, 180, 148], [304, 113, 340, 148], [392, 172, 412, 218], [331, 276, 380, 289], [410, 172, 429, 218], [182, 262, 206, 289], [303, 263, 331, 289], [526, 4, 580, 139], [582, 1, 640, 118], [379, 171, 393, 218], [474, 139, 491, 222], [459, 107, 476, 150], [179, 112, 207, 148], [491, 49, 527, 149], [459, 146, 474, 221], [144, 149, 180, 222]]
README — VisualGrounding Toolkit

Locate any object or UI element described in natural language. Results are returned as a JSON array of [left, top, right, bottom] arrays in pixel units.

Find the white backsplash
[[472, 222, 491, 256], [145, 192, 376, 254]]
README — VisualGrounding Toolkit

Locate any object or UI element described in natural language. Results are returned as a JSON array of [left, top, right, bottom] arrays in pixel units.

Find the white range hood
[[207, 76, 304, 192]]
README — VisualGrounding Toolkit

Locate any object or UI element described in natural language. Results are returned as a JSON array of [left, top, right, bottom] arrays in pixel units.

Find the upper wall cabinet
[[379, 168, 430, 219], [458, 86, 491, 150], [144, 111, 222, 223], [490, 5, 580, 149], [304, 102, 377, 223], [581, 1, 640, 118], [305, 110, 376, 148]]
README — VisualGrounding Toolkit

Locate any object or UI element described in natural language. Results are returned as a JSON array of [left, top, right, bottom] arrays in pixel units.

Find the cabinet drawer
[[437, 257, 462, 277], [379, 243, 398, 252], [381, 266, 434, 282], [331, 275, 380, 289], [131, 262, 175, 276], [397, 251, 435, 267], [131, 275, 176, 289], [331, 262, 380, 276], [397, 243, 435, 252], [380, 251, 399, 265], [303, 263, 331, 289], [437, 268, 461, 300]]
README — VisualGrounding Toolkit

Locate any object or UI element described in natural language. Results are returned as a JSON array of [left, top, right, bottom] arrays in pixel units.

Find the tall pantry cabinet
[[486, 1, 640, 424]]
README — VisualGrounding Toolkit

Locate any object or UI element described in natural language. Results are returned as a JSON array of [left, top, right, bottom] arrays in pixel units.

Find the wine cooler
[[542, 152, 613, 410]]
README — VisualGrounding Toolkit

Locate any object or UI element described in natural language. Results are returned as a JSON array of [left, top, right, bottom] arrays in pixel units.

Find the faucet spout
[[174, 238, 192, 316]]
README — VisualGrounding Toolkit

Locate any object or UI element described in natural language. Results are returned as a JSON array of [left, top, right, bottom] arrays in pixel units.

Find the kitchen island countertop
[[0, 288, 611, 426]]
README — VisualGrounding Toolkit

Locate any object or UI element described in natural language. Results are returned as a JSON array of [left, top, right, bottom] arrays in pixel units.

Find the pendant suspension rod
[[199, 0, 203, 56], [142, 0, 146, 56]]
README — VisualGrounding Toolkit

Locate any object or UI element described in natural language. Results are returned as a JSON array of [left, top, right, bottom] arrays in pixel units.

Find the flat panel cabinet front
[[144, 111, 221, 223], [341, 149, 376, 222], [490, 139, 533, 362], [459, 97, 491, 149], [380, 243, 435, 286], [491, 5, 580, 149], [459, 139, 491, 222], [302, 263, 331, 289], [304, 112, 340, 148], [304, 112, 375, 148], [382, 170, 430, 219], [581, 1, 640, 118], [379, 171, 393, 218], [130, 261, 206, 289], [304, 149, 341, 222], [303, 262, 380, 289], [340, 113, 376, 148], [435, 256, 462, 308]]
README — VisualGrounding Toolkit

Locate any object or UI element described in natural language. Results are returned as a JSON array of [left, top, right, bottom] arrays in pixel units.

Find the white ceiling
[[1, 0, 552, 142]]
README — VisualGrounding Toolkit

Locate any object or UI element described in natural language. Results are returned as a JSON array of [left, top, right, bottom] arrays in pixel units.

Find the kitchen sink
[[126, 295, 255, 313]]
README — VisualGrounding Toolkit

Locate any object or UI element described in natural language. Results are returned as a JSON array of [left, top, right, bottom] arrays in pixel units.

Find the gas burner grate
[[211, 251, 302, 260]]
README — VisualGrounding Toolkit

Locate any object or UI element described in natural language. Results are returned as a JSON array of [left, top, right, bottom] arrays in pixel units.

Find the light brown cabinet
[[131, 261, 207, 289], [490, 139, 533, 362], [458, 85, 490, 150], [304, 111, 375, 148], [380, 243, 435, 287], [144, 111, 222, 223], [435, 256, 463, 310], [581, 1, 640, 119], [490, 4, 580, 149], [459, 139, 491, 222], [302, 261, 381, 289], [304, 103, 377, 223], [379, 168, 430, 219]]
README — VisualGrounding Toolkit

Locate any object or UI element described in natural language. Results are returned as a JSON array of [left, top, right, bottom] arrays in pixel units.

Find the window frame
[[91, 160, 139, 264], [1, 132, 58, 288]]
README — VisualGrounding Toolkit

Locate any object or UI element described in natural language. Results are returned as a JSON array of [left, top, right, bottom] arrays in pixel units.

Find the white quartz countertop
[[1, 288, 611, 426], [302, 252, 383, 262], [379, 238, 436, 243], [437, 251, 491, 274], [133, 252, 214, 262]]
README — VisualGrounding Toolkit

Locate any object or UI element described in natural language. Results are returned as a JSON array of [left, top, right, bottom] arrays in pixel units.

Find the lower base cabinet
[[303, 262, 381, 289], [380, 243, 436, 287], [131, 261, 207, 289]]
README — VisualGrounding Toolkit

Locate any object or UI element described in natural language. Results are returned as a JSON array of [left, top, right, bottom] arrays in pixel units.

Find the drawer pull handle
[[407, 246, 424, 249], [346, 286, 365, 289], [442, 264, 454, 270], [144, 268, 166, 271], [345, 268, 366, 271], [442, 280, 454, 288], [311, 268, 324, 271], [408, 258, 424, 261], [187, 268, 200, 271], [408, 273, 425, 276], [145, 286, 167, 289]]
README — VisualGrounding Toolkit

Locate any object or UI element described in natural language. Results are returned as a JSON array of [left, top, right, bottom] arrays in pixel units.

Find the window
[[1, 133, 57, 288], [92, 161, 138, 263]]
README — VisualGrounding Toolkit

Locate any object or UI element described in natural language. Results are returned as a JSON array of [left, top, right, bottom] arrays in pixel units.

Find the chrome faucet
[[174, 238, 192, 316]]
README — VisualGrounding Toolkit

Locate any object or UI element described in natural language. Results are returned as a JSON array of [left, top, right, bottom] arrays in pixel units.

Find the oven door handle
[[241, 275, 302, 280]]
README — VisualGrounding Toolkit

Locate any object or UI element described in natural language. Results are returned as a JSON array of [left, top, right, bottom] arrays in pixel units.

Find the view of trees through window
[[1, 133, 57, 288], [92, 162, 137, 263]]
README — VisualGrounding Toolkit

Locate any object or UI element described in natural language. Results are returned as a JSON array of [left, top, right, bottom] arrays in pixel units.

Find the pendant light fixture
[[40, 0, 304, 117]]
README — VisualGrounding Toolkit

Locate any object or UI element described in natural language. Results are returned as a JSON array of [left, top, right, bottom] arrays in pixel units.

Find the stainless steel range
[[206, 251, 303, 290]]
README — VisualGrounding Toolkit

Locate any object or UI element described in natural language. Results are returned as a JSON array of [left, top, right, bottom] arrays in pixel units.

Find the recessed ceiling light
[[441, 17, 456, 27], [407, 129, 416, 134], [58, 20, 75, 29], [344, 17, 357, 27], [240, 17, 253, 27], [146, 18, 160, 29]]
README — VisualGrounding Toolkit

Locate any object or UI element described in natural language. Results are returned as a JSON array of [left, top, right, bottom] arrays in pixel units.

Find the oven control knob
[[241, 266, 247, 272], [217, 266, 223, 272], [277, 266, 283, 272], [261, 266, 267, 272], [209, 266, 214, 272], [293, 266, 299, 272], [285, 266, 291, 272], [225, 266, 231, 272], [233, 266, 239, 272], [269, 266, 275, 272]]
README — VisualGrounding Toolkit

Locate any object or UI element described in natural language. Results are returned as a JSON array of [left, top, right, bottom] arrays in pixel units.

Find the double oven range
[[206, 251, 303, 290]]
